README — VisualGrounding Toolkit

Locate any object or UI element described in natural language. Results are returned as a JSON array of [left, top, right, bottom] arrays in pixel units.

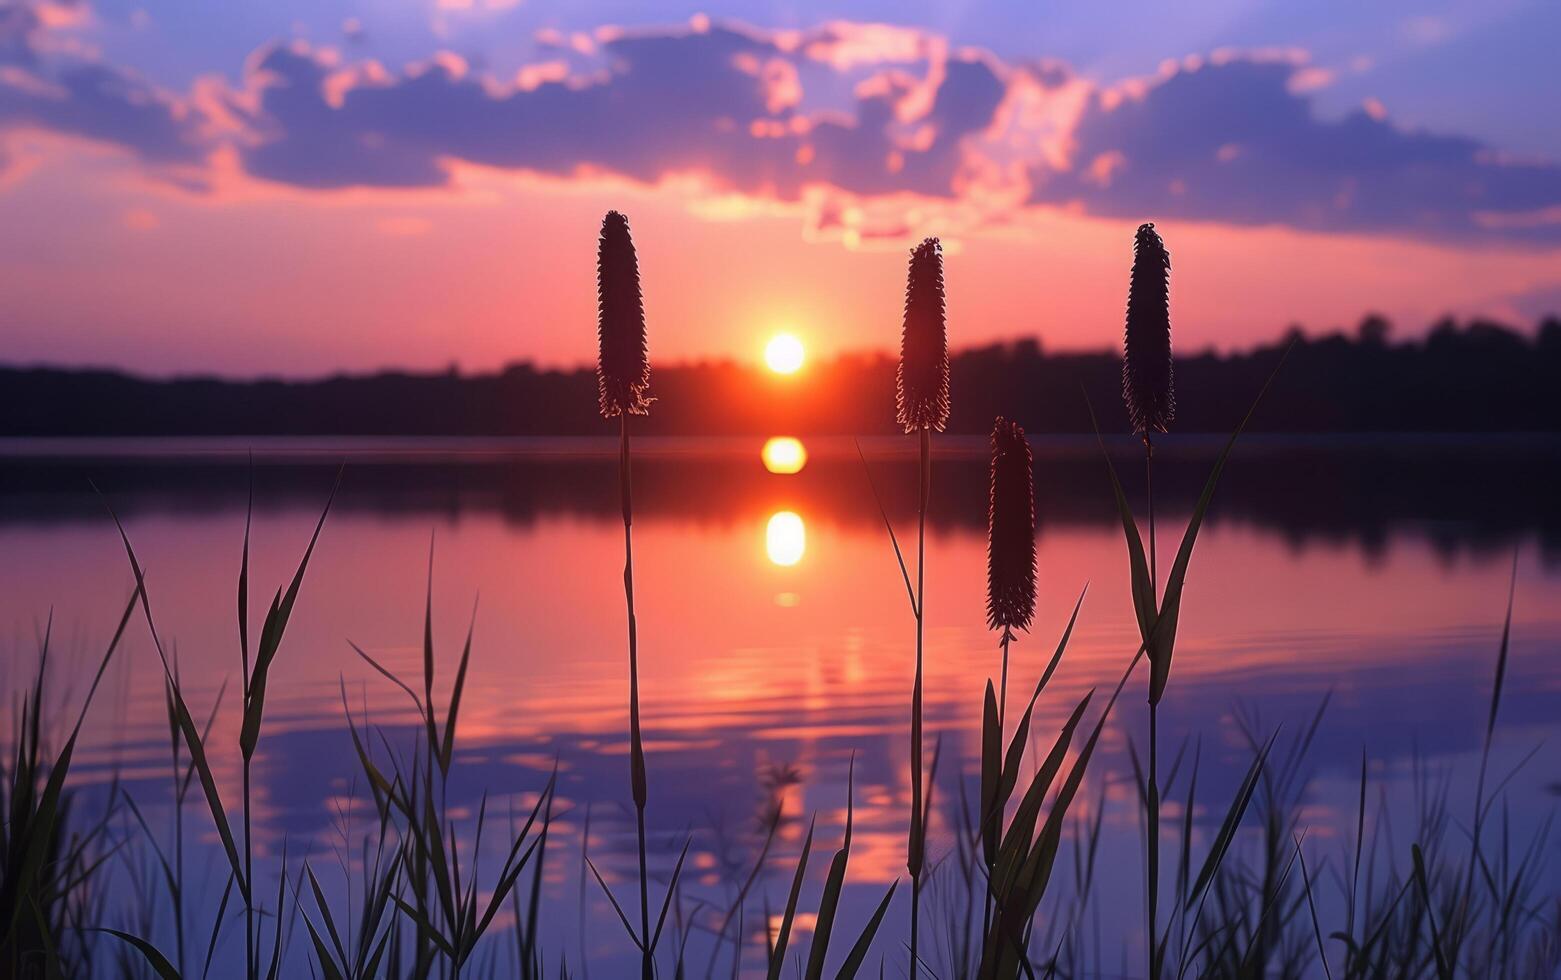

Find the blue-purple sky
[[2, 0, 1558, 375]]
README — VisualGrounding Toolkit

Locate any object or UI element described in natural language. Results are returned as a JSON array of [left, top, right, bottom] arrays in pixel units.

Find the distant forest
[[3, 315, 1559, 435]]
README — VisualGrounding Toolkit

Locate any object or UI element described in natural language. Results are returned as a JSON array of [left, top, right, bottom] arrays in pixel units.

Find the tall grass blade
[[299, 909, 348, 980], [835, 881, 898, 980], [95, 928, 182, 979], [649, 836, 693, 954], [239, 465, 252, 695], [101, 503, 254, 905], [1295, 836, 1332, 980], [805, 762, 858, 980], [1083, 394, 1155, 640], [241, 466, 341, 760], [1144, 348, 1290, 703], [1412, 844, 1454, 980], [768, 817, 816, 980], [202, 871, 236, 980], [305, 865, 349, 968], [4, 584, 139, 943], [853, 439, 917, 616], [421, 539, 441, 763], [439, 600, 478, 774], [981, 682, 1001, 868], [261, 843, 290, 980], [1186, 732, 1277, 910]]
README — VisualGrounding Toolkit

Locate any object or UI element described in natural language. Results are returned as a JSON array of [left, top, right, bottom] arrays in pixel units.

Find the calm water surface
[[2, 435, 1558, 977]]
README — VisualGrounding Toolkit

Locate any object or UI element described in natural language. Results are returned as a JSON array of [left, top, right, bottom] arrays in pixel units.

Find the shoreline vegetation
[[2, 315, 1560, 438], [1, 217, 1558, 978]]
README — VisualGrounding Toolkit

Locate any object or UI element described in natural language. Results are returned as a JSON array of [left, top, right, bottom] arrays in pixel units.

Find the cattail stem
[[982, 627, 1012, 958], [1145, 435, 1157, 589], [998, 628, 1012, 734], [1144, 432, 1161, 980], [1147, 702, 1161, 980], [908, 425, 930, 978], [620, 414, 652, 980]]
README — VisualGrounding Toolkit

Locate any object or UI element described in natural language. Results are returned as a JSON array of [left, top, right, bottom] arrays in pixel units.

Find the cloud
[[0, 3, 207, 171], [2, 11, 1560, 245], [226, 24, 1009, 204], [1028, 57, 1561, 242], [0, 4, 42, 66], [0, 62, 206, 163]]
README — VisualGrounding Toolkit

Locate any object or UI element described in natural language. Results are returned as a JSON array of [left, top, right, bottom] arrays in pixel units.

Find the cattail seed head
[[596, 210, 651, 418], [896, 237, 950, 433], [986, 417, 1037, 633], [1122, 222, 1175, 435]]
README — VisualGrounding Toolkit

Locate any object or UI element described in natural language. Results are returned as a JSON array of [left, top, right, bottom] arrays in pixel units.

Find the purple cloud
[[230, 25, 1007, 201], [1030, 58, 1561, 242], [0, 4, 41, 66], [0, 4, 206, 168], [2, 12, 1559, 244]]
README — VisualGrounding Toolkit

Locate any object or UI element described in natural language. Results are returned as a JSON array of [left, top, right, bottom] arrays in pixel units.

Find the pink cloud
[[0, 12, 1559, 247]]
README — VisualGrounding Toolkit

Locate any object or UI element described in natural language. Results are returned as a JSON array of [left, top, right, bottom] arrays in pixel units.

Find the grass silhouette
[[895, 236, 950, 978], [1123, 221, 1176, 980]]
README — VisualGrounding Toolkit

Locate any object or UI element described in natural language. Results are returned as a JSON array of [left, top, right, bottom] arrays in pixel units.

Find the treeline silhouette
[[3, 315, 1558, 435]]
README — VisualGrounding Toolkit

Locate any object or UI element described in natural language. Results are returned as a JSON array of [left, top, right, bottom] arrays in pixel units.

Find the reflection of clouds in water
[[766, 510, 806, 566]]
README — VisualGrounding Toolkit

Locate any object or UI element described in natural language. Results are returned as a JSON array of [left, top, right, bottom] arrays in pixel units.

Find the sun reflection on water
[[761, 436, 808, 474], [765, 510, 806, 566]]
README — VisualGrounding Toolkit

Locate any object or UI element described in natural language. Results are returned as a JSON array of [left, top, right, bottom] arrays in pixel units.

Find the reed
[[981, 415, 1037, 947], [236, 467, 339, 980], [342, 551, 555, 980], [1123, 220, 1174, 980], [0, 599, 134, 978], [596, 209, 662, 980], [897, 235, 949, 978], [1123, 222, 1175, 443], [985, 416, 1036, 725], [94, 469, 339, 980], [117, 668, 228, 979], [762, 760, 899, 979]]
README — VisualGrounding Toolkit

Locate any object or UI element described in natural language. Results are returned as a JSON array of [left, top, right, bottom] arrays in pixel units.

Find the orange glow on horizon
[[5, 150, 1559, 376]]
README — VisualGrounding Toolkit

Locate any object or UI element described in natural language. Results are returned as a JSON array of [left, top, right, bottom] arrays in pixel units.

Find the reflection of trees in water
[[6, 438, 1558, 564]]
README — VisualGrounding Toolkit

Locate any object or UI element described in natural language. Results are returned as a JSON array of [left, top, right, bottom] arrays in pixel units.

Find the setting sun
[[764, 333, 805, 374]]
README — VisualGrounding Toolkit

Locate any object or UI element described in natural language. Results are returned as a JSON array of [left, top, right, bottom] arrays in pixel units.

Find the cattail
[[1122, 222, 1175, 434], [896, 237, 949, 433], [596, 211, 651, 418], [986, 417, 1036, 634]]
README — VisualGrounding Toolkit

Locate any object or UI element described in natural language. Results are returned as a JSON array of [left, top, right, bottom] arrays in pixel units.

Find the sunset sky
[[2, 0, 1559, 376]]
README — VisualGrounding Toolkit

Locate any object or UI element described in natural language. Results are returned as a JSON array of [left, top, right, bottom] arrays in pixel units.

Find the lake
[[2, 435, 1558, 977]]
